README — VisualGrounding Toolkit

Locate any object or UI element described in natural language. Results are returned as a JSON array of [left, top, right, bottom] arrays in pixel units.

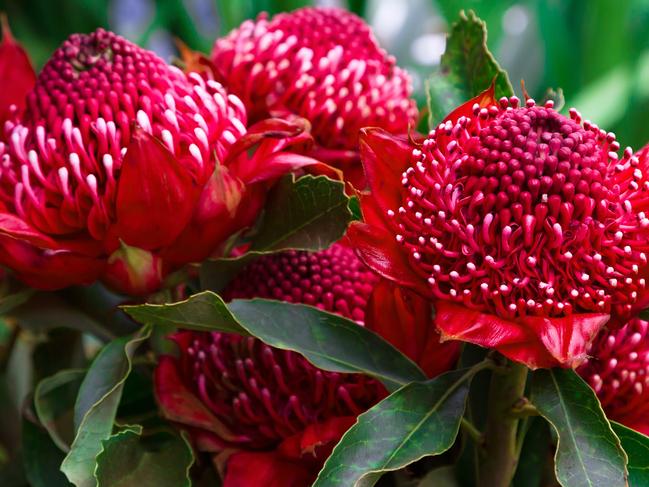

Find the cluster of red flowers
[[2, 6, 649, 486]]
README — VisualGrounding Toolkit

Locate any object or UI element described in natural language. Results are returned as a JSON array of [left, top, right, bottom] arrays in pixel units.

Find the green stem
[[461, 417, 483, 445], [514, 416, 532, 460], [478, 359, 528, 487], [510, 402, 539, 418]]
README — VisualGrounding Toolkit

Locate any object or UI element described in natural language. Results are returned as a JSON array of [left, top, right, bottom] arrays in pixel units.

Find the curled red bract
[[0, 15, 36, 125]]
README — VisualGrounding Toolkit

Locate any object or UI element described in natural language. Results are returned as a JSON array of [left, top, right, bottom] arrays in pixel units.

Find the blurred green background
[[1, 0, 648, 148]]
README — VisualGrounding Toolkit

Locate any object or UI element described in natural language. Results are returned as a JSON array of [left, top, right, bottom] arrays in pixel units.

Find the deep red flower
[[211, 7, 418, 185], [349, 86, 649, 369], [578, 319, 649, 435], [155, 243, 458, 486], [0, 15, 36, 125], [0, 29, 315, 295]]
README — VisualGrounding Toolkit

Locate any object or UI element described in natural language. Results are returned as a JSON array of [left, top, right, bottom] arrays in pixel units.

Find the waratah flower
[[211, 7, 418, 185], [349, 86, 649, 369], [0, 29, 315, 295], [0, 15, 36, 125], [578, 319, 649, 435], [155, 243, 458, 486]]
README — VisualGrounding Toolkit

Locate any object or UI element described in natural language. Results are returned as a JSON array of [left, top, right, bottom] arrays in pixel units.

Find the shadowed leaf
[[60, 327, 151, 487], [200, 174, 352, 291], [95, 429, 193, 487], [34, 369, 85, 452], [530, 369, 627, 487], [611, 421, 649, 486], [314, 368, 477, 487], [22, 414, 72, 487], [123, 293, 426, 390]]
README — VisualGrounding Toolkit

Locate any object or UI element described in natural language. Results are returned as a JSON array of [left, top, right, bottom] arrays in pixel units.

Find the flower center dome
[[393, 98, 648, 321], [211, 7, 417, 151], [174, 244, 383, 449]]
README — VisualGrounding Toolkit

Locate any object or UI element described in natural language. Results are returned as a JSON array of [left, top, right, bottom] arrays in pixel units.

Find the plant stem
[[461, 417, 483, 444], [510, 402, 539, 418], [478, 358, 528, 487]]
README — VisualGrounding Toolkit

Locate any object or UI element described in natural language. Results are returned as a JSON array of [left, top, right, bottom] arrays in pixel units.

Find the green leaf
[[417, 465, 459, 486], [426, 10, 513, 127], [201, 174, 352, 291], [425, 75, 461, 129], [22, 414, 72, 487], [314, 368, 478, 487], [455, 345, 489, 487], [611, 422, 649, 486], [0, 289, 34, 315], [124, 292, 243, 334], [512, 417, 553, 487], [199, 255, 254, 293], [60, 327, 151, 487], [12, 293, 115, 341], [5, 330, 36, 413], [123, 293, 426, 390], [638, 307, 649, 321], [251, 174, 352, 251], [530, 369, 628, 487], [94, 430, 193, 487], [116, 371, 158, 423], [34, 369, 85, 451], [348, 195, 362, 221]]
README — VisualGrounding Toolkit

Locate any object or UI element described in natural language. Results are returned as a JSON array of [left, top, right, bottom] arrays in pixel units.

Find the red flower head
[[155, 243, 458, 486], [0, 29, 314, 295], [578, 319, 649, 435], [211, 7, 418, 185], [0, 15, 36, 125], [350, 87, 649, 369]]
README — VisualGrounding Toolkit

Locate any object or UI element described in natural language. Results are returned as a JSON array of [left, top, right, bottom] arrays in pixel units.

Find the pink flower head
[[155, 243, 459, 486], [156, 244, 384, 486], [579, 319, 649, 435], [0, 29, 314, 295], [350, 87, 649, 369], [211, 7, 418, 184], [222, 243, 378, 320]]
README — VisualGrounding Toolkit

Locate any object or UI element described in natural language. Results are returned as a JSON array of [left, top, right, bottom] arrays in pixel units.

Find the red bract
[[155, 243, 458, 486], [0, 15, 36, 125], [578, 319, 649, 435], [349, 87, 649, 369], [0, 29, 315, 295], [365, 278, 460, 378], [211, 7, 418, 185]]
